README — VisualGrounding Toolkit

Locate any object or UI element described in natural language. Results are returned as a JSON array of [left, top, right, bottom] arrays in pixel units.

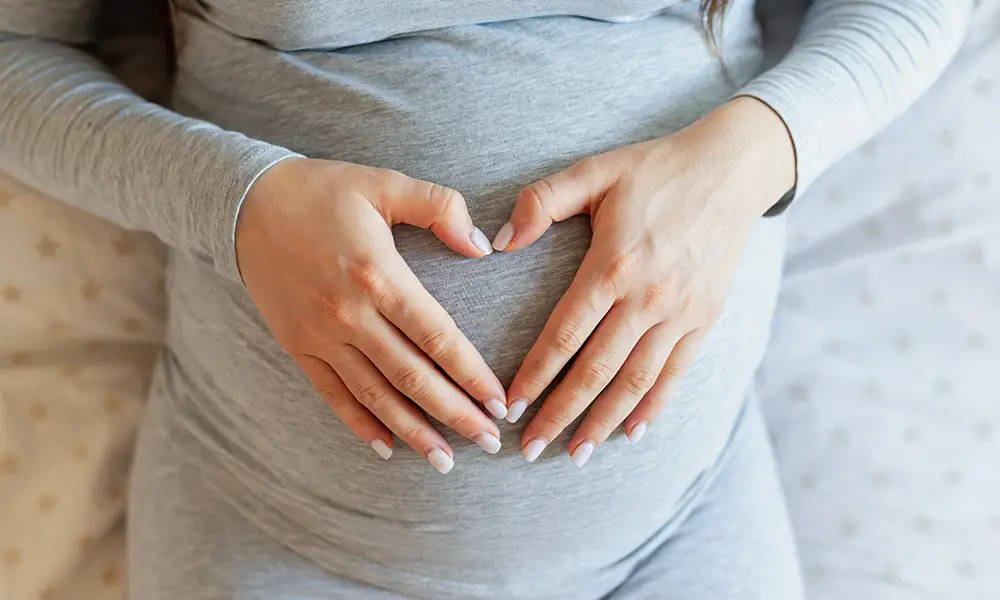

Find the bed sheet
[[758, 2, 1000, 598]]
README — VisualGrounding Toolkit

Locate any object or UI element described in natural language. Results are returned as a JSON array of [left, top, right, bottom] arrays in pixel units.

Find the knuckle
[[356, 383, 390, 413], [393, 367, 429, 400], [417, 327, 453, 359], [587, 413, 621, 434], [401, 426, 425, 443], [347, 261, 394, 308], [521, 371, 552, 394], [661, 363, 688, 382], [522, 178, 555, 210], [314, 382, 342, 402], [624, 368, 658, 396], [578, 361, 615, 391], [640, 283, 670, 313], [444, 410, 471, 431], [538, 410, 572, 430], [550, 322, 586, 355], [460, 373, 486, 393], [601, 252, 639, 296], [427, 184, 461, 220]]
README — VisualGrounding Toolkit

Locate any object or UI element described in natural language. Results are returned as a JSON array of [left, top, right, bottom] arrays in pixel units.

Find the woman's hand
[[493, 97, 796, 466], [236, 158, 506, 474]]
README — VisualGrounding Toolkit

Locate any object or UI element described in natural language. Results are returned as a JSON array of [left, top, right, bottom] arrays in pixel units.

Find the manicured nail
[[571, 442, 594, 467], [492, 222, 515, 251], [370, 439, 393, 460], [523, 439, 547, 462], [427, 448, 454, 474], [627, 421, 648, 445], [484, 397, 508, 420], [470, 227, 494, 256], [474, 432, 502, 454], [505, 398, 528, 423]]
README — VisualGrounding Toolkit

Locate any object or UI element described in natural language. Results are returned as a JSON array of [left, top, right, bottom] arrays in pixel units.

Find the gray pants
[[128, 389, 803, 599]]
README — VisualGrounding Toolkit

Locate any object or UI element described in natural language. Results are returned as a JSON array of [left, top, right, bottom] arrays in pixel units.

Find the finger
[[372, 169, 493, 258], [328, 345, 457, 474], [377, 256, 508, 420], [354, 313, 502, 454], [493, 156, 618, 252], [296, 353, 394, 460], [624, 328, 708, 444], [568, 323, 679, 465], [519, 304, 648, 463], [505, 253, 617, 424]]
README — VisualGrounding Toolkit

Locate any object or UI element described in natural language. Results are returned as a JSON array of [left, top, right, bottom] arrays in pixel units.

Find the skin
[[494, 96, 797, 466], [235, 96, 794, 473], [235, 159, 508, 473]]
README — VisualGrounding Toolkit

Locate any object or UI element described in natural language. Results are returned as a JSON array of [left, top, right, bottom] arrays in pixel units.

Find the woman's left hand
[[493, 97, 796, 466]]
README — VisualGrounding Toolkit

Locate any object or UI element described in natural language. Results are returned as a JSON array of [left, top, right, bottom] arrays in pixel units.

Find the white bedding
[[759, 2, 1000, 597], [0, 4, 998, 598]]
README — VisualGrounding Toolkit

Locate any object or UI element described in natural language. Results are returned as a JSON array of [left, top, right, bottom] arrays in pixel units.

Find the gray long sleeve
[[741, 0, 973, 199], [0, 2, 298, 282], [0, 0, 973, 284]]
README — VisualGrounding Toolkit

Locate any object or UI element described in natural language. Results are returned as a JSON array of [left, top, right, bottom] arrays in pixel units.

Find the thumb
[[384, 174, 493, 258], [493, 157, 618, 252]]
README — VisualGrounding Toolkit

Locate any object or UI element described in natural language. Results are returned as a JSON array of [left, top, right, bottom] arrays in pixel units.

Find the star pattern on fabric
[[37, 493, 57, 514], [2, 284, 22, 303], [36, 235, 60, 258], [113, 234, 137, 257], [80, 279, 101, 301]]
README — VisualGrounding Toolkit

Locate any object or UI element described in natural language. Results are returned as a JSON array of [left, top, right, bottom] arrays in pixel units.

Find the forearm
[[0, 34, 299, 281], [739, 0, 973, 205]]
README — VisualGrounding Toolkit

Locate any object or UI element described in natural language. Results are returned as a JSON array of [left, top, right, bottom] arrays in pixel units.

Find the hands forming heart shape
[[235, 97, 795, 473]]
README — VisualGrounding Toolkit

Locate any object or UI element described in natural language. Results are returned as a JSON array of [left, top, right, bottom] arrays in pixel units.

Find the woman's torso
[[142, 1, 787, 597]]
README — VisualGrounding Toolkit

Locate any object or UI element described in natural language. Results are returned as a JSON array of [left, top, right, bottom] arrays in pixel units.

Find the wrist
[[702, 96, 797, 216]]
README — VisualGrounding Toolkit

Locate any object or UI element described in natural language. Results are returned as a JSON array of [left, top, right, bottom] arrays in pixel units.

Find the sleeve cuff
[[205, 142, 303, 284]]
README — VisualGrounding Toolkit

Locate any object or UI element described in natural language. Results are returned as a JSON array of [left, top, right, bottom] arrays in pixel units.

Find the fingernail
[[571, 441, 595, 467], [505, 398, 527, 423], [470, 227, 494, 256], [523, 438, 547, 462], [627, 421, 648, 445], [484, 397, 508, 420], [474, 432, 502, 454], [492, 222, 515, 252], [427, 448, 454, 474], [370, 439, 393, 460]]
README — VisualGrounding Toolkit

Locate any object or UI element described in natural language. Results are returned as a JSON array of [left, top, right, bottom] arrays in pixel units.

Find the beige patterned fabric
[[0, 33, 169, 600], [0, 171, 165, 600]]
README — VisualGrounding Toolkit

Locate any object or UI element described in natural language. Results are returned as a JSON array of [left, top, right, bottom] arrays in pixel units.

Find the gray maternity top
[[0, 0, 970, 598]]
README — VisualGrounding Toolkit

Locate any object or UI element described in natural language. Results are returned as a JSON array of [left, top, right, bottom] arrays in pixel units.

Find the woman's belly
[[151, 4, 786, 597]]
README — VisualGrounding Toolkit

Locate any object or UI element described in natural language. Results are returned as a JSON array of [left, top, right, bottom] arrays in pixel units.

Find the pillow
[[0, 36, 169, 600], [759, 2, 1000, 598]]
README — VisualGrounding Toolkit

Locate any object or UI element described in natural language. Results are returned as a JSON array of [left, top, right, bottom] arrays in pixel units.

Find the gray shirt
[[0, 1, 973, 598]]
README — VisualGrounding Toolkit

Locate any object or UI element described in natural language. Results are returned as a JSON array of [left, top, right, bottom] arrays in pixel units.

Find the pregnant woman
[[0, 1, 969, 598]]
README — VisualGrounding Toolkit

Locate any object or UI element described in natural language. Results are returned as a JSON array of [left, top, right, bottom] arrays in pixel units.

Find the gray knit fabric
[[0, 1, 970, 598]]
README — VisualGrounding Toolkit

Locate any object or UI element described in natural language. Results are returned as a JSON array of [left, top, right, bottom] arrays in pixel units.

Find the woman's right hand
[[235, 157, 506, 474]]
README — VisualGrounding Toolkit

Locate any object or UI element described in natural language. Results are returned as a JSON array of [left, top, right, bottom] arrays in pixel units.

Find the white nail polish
[[474, 432, 502, 454], [492, 222, 515, 251], [523, 439, 547, 462], [427, 448, 454, 474], [484, 397, 508, 420], [627, 422, 648, 445], [470, 227, 494, 256], [505, 399, 527, 424], [370, 439, 393, 460], [571, 442, 595, 467]]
